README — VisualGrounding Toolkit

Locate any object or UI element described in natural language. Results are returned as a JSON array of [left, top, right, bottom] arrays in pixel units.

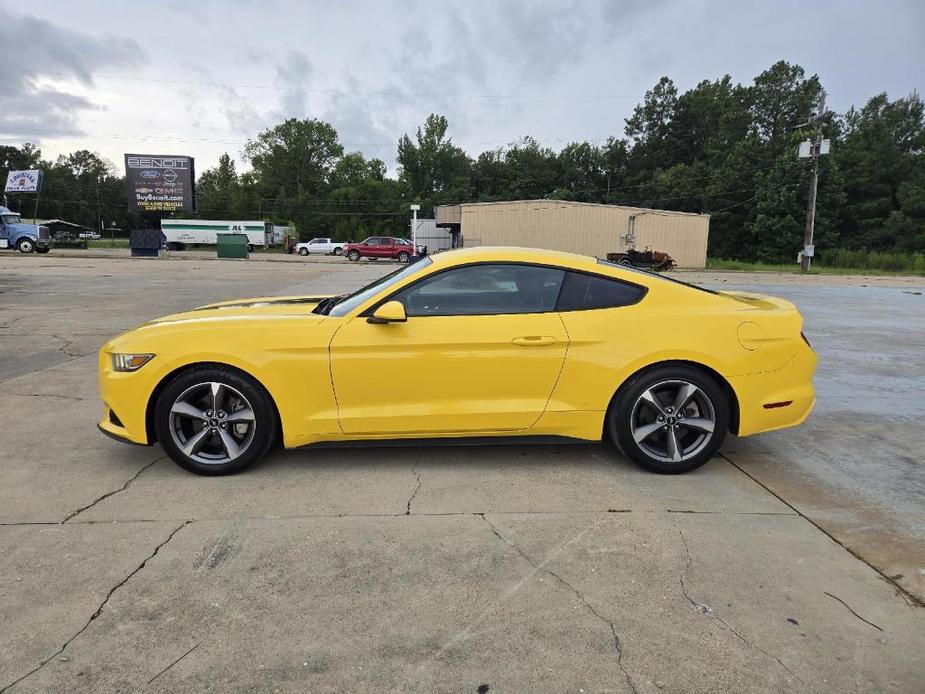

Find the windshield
[[323, 257, 433, 317], [2, 214, 22, 224]]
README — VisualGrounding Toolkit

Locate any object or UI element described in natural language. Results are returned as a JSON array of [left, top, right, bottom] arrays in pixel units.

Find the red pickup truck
[[344, 236, 415, 262]]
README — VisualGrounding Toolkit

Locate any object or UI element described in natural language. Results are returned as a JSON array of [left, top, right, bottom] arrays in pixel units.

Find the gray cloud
[[7, 0, 922, 173], [0, 7, 145, 140], [275, 51, 313, 116]]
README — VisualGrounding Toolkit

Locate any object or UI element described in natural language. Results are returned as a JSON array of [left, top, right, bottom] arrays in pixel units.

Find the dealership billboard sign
[[4, 169, 43, 193], [124, 154, 195, 213]]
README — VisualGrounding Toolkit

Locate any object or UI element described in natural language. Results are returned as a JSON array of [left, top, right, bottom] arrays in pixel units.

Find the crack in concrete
[[676, 524, 804, 686], [146, 643, 200, 684], [0, 521, 191, 694], [405, 452, 422, 516], [719, 452, 924, 609], [0, 509, 819, 526], [481, 514, 639, 694], [60, 458, 162, 524], [823, 591, 884, 632], [52, 335, 84, 359], [0, 392, 89, 402]]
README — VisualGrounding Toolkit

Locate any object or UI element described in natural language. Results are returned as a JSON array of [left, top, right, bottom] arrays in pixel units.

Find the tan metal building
[[436, 200, 710, 268]]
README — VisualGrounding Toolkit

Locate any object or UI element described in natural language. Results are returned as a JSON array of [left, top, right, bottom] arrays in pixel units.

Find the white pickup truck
[[294, 237, 344, 256]]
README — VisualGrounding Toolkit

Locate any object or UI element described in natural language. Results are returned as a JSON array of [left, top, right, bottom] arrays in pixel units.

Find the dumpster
[[129, 228, 165, 257], [217, 233, 249, 259]]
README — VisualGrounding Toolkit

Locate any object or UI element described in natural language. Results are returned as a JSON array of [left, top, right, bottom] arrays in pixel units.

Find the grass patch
[[706, 254, 925, 276]]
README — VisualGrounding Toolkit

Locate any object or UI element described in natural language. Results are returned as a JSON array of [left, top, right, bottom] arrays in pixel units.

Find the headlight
[[111, 353, 155, 372]]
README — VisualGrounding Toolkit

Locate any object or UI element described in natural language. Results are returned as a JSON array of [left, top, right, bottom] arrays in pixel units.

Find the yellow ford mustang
[[98, 247, 815, 475]]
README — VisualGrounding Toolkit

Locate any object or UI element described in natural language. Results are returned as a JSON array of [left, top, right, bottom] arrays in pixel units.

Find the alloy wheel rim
[[630, 379, 716, 464], [169, 382, 256, 464]]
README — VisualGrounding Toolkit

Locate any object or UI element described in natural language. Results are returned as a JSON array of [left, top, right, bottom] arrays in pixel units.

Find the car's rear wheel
[[16, 238, 34, 253], [619, 258, 632, 267], [298, 247, 309, 256], [347, 250, 360, 261], [155, 367, 277, 475], [333, 247, 343, 255], [398, 251, 410, 263], [606, 366, 728, 474]]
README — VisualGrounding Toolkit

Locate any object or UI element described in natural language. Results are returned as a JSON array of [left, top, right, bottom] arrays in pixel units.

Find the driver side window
[[391, 263, 565, 316]]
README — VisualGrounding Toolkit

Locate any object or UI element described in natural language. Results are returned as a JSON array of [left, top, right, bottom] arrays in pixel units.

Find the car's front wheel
[[298, 247, 309, 256], [347, 250, 360, 261], [606, 365, 728, 474], [16, 238, 35, 253], [155, 367, 277, 475]]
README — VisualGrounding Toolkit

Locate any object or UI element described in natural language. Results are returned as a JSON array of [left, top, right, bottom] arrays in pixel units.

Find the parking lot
[[1, 253, 923, 693]]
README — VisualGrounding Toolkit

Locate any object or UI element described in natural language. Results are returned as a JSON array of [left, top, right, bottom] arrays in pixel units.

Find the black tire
[[347, 250, 360, 261], [35, 247, 50, 254], [333, 247, 343, 256], [619, 258, 632, 267], [298, 247, 309, 256], [606, 365, 728, 474], [397, 251, 410, 263], [155, 366, 277, 475], [16, 238, 35, 253], [247, 244, 255, 253]]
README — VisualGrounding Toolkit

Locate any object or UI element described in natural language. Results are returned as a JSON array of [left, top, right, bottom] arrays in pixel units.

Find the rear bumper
[[730, 345, 817, 437]]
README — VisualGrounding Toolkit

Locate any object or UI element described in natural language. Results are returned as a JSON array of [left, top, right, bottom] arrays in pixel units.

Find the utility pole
[[410, 204, 420, 253], [801, 91, 827, 272]]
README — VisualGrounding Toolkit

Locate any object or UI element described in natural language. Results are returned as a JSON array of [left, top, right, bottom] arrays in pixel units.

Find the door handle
[[512, 336, 557, 347]]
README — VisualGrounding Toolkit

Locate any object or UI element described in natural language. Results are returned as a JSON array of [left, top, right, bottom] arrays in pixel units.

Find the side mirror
[[367, 301, 407, 324]]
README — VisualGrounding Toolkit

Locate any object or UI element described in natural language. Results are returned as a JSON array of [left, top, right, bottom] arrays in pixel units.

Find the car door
[[329, 263, 569, 435], [361, 237, 380, 257], [378, 237, 394, 258]]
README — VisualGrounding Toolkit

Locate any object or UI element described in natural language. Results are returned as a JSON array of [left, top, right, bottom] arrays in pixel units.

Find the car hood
[[144, 295, 331, 325], [7, 222, 41, 235]]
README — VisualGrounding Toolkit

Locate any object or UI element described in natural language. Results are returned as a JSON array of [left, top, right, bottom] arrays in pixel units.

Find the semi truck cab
[[0, 207, 52, 253]]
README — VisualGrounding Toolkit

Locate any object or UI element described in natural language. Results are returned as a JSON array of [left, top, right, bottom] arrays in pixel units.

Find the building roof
[[37, 219, 91, 229], [451, 199, 710, 219]]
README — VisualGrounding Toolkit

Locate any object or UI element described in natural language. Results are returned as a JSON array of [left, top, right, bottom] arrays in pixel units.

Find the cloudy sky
[[2, 0, 922, 176]]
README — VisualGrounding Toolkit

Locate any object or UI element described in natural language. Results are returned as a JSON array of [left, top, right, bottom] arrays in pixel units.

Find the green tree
[[835, 92, 925, 250], [196, 153, 241, 219], [243, 118, 343, 199], [397, 113, 472, 213]]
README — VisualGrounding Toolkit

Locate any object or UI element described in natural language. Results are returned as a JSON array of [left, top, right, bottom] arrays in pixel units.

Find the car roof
[[429, 246, 606, 272]]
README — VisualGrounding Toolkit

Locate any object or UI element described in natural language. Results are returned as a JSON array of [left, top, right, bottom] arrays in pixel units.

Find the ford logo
[[140, 170, 160, 180]]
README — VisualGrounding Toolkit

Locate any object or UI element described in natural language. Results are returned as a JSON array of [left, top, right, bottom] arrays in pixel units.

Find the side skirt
[[295, 435, 597, 450]]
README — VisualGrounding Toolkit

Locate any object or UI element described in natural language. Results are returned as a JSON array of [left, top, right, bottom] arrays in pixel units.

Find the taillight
[[801, 331, 811, 348]]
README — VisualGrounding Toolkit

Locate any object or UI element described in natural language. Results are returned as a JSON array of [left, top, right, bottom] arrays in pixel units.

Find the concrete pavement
[[0, 255, 922, 693]]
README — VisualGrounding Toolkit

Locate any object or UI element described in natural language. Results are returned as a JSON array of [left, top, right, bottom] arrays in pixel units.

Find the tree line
[[2, 60, 922, 262]]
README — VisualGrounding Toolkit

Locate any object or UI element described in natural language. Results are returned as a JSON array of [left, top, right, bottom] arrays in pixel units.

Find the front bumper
[[730, 344, 817, 437], [98, 351, 159, 445]]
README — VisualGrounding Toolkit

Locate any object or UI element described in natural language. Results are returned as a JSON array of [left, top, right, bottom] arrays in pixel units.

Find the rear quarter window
[[556, 271, 646, 311]]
